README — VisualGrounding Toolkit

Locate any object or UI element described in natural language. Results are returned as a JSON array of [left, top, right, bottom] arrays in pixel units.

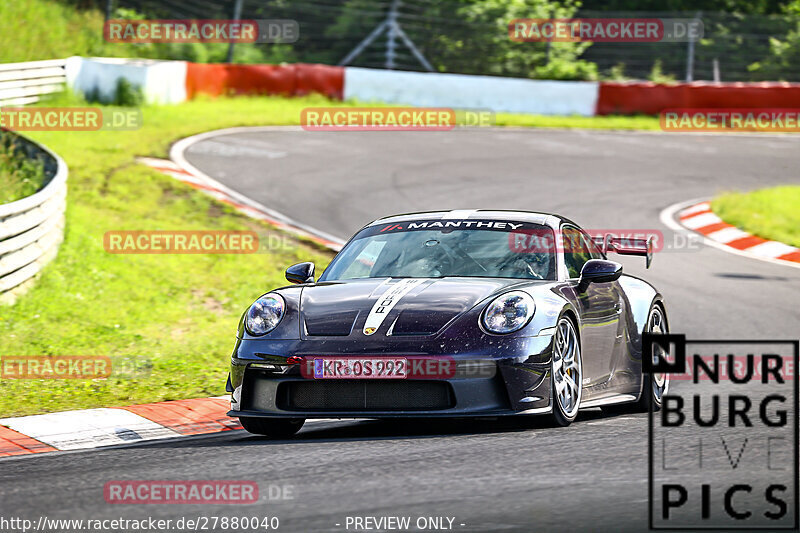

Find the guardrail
[[0, 133, 67, 304], [0, 59, 67, 107]]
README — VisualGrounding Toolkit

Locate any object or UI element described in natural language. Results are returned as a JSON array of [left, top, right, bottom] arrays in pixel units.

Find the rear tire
[[551, 316, 582, 427], [239, 417, 305, 438], [604, 303, 669, 414], [632, 304, 669, 412]]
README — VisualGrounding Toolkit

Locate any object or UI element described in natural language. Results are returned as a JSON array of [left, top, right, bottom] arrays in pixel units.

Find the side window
[[583, 232, 605, 260], [562, 227, 602, 278]]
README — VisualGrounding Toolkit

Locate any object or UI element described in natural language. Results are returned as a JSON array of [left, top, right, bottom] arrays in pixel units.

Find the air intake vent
[[278, 380, 454, 411]]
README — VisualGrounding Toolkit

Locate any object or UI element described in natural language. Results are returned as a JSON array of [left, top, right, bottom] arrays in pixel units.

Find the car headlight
[[482, 291, 535, 334], [245, 294, 285, 336]]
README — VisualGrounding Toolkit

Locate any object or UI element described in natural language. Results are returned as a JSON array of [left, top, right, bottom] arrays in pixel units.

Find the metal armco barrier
[[0, 133, 67, 304], [0, 59, 68, 107]]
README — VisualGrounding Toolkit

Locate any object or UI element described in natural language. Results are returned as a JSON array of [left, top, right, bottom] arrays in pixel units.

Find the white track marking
[[681, 212, 721, 229], [0, 409, 180, 451], [745, 240, 798, 258], [705, 227, 749, 243], [678, 202, 710, 217]]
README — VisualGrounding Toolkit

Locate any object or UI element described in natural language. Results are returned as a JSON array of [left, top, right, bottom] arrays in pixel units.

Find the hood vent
[[388, 309, 457, 336], [304, 310, 359, 336]]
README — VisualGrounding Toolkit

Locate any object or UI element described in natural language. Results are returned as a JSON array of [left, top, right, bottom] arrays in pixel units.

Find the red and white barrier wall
[[65, 57, 800, 115], [66, 57, 187, 104], [342, 67, 599, 116], [185, 62, 344, 100], [597, 81, 800, 115]]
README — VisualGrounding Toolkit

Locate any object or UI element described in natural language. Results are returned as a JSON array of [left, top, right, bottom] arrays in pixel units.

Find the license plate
[[313, 358, 407, 379]]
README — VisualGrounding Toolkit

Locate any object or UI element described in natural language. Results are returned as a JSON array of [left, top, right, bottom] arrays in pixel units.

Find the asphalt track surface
[[3, 128, 800, 532]]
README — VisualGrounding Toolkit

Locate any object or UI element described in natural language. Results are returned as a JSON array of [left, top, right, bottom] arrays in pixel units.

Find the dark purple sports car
[[226, 210, 669, 437]]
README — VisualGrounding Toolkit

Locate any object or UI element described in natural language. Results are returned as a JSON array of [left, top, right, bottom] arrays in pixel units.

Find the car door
[[561, 225, 622, 387]]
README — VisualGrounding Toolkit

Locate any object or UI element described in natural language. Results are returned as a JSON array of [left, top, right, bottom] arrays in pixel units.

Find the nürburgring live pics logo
[[645, 334, 798, 530]]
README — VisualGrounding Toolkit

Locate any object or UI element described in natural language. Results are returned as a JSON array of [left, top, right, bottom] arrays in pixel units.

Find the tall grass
[[0, 133, 46, 204], [0, 0, 109, 62], [0, 0, 294, 64]]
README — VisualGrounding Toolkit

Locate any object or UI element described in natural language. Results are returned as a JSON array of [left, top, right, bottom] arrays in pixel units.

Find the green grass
[[0, 0, 291, 65], [0, 0, 110, 63], [0, 95, 346, 417], [495, 112, 659, 130], [0, 134, 47, 204], [712, 186, 800, 248]]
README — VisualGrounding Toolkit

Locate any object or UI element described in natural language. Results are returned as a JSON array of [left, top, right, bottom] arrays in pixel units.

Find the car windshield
[[321, 220, 557, 281]]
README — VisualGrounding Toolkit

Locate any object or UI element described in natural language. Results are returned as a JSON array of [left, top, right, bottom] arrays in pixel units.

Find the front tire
[[239, 417, 305, 438], [551, 316, 582, 426]]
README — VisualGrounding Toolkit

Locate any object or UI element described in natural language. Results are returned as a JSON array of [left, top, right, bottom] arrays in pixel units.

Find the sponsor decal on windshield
[[360, 219, 544, 239]]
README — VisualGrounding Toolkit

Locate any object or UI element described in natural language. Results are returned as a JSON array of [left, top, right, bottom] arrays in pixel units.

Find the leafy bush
[[534, 55, 599, 81], [747, 22, 800, 81], [85, 78, 144, 106], [647, 60, 676, 83], [602, 63, 629, 81]]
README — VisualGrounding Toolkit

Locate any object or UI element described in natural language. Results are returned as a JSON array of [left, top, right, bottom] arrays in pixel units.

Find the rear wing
[[595, 234, 654, 268]]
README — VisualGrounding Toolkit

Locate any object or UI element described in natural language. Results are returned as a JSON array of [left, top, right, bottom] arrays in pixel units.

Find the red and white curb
[[0, 132, 349, 459], [0, 397, 239, 457], [0, 397, 340, 457], [663, 200, 800, 268]]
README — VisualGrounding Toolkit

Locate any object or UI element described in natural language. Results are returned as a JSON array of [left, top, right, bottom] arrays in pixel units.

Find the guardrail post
[[226, 0, 244, 64]]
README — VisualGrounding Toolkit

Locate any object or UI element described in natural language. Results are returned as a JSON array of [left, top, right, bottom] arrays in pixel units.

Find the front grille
[[277, 380, 455, 411]]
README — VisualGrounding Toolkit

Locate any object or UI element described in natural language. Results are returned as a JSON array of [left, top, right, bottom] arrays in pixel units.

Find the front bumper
[[226, 334, 555, 419]]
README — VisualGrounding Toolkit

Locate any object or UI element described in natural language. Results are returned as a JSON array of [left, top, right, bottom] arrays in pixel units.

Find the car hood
[[299, 277, 526, 337]]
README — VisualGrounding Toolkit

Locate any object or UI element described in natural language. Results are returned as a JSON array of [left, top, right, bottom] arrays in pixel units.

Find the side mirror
[[578, 259, 622, 288], [285, 262, 315, 284]]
